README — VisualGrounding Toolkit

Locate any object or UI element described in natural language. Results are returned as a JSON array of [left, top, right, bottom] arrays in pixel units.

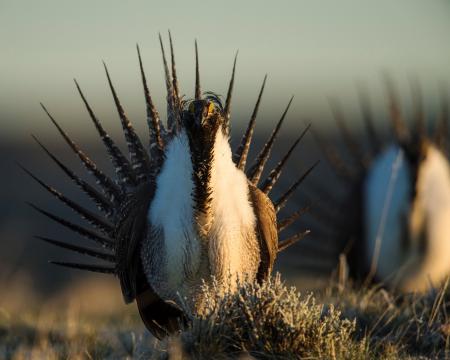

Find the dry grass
[[1, 273, 449, 359], [325, 279, 450, 359], [177, 275, 367, 359]]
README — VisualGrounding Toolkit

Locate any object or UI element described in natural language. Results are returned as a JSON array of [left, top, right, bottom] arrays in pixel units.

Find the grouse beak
[[187, 100, 216, 129]]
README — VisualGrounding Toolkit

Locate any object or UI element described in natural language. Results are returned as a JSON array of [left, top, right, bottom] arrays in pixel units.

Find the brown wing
[[116, 182, 187, 339], [248, 184, 278, 282]]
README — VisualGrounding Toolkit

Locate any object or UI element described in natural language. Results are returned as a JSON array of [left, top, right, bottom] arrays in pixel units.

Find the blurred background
[[1, 0, 450, 314]]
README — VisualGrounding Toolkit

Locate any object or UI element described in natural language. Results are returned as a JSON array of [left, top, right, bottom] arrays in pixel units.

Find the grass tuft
[[176, 274, 368, 359]]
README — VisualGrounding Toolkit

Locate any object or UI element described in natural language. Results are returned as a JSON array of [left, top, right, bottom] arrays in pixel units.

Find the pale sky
[[1, 0, 450, 141]]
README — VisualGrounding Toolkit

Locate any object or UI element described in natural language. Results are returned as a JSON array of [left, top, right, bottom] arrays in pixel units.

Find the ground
[[1, 273, 449, 359]]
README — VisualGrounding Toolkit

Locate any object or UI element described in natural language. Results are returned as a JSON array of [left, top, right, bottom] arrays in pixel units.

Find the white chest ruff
[[364, 145, 412, 281], [402, 145, 450, 291], [206, 132, 258, 284], [144, 130, 258, 301], [364, 144, 450, 292], [146, 132, 200, 298]]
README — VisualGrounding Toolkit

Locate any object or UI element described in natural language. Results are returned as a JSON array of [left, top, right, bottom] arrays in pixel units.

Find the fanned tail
[[302, 78, 450, 284], [28, 36, 322, 337]]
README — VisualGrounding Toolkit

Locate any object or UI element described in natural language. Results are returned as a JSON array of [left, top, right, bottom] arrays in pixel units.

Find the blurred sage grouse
[[306, 78, 450, 293], [23, 34, 313, 338]]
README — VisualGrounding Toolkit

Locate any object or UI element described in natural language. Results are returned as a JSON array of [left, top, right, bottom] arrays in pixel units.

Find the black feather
[[49, 261, 115, 274], [310, 126, 356, 181], [159, 33, 178, 132], [277, 206, 310, 233], [409, 77, 425, 137], [260, 124, 310, 194], [278, 230, 311, 252], [37, 236, 115, 262], [136, 44, 165, 156], [103, 62, 150, 182], [274, 161, 319, 212], [168, 30, 182, 117], [27, 202, 113, 248], [247, 96, 293, 185], [31, 135, 114, 217], [383, 74, 410, 143], [21, 165, 114, 235], [40, 103, 122, 203], [329, 98, 367, 170], [223, 52, 238, 130], [234, 75, 267, 170], [436, 86, 449, 150], [195, 40, 201, 100], [74, 79, 137, 186], [357, 84, 380, 156]]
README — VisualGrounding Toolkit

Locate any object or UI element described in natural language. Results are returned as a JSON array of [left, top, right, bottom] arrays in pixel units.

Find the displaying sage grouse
[[307, 79, 450, 293], [23, 34, 313, 338]]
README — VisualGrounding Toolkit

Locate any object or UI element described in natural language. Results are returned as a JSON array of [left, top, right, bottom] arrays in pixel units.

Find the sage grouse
[[23, 34, 313, 338], [306, 78, 450, 293]]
